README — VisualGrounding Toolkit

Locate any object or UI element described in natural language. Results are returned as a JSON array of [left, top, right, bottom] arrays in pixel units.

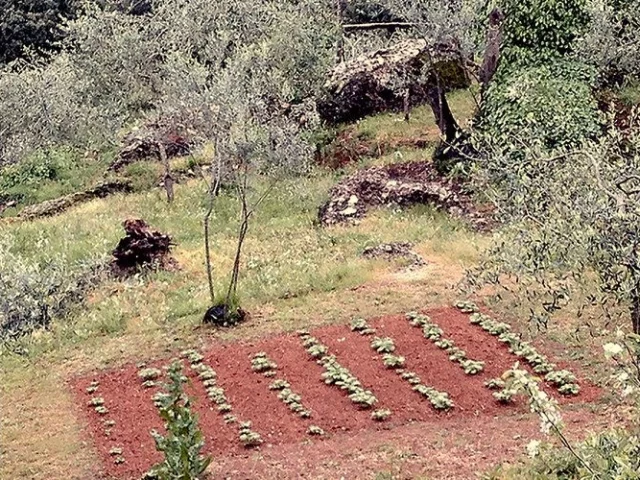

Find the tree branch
[[343, 22, 416, 32]]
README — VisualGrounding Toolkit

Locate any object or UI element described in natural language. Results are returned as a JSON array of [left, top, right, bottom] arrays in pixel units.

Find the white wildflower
[[603, 343, 623, 358], [526, 439, 541, 458]]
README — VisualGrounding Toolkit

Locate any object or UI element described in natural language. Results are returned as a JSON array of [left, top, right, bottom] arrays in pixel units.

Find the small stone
[[340, 207, 358, 216], [348, 195, 359, 205]]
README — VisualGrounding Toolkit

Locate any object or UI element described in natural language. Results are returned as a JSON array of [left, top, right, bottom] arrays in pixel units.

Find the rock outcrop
[[317, 38, 469, 124]]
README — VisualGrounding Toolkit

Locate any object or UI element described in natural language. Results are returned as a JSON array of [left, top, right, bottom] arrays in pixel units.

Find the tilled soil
[[70, 307, 600, 479]]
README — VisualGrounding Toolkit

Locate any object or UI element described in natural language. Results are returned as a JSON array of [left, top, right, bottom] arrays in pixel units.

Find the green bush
[[0, 147, 111, 209], [478, 60, 601, 149], [500, 0, 591, 66], [0, 149, 72, 190], [0, 240, 91, 342]]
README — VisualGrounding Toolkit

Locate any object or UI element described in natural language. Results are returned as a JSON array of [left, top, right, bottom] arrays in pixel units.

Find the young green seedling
[[371, 409, 392, 421]]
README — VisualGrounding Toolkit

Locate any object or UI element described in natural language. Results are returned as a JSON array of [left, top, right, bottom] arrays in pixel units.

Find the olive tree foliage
[[467, 114, 640, 334], [576, 0, 640, 85], [0, 0, 337, 165], [380, 0, 484, 57]]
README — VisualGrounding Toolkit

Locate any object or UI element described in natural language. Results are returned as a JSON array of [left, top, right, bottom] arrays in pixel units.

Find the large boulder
[[317, 38, 470, 124]]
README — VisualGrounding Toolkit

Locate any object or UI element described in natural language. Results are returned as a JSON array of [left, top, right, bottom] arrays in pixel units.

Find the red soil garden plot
[[417, 307, 601, 406], [71, 306, 600, 479]]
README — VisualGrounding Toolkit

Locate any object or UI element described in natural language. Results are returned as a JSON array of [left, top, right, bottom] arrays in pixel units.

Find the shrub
[[148, 360, 211, 480], [478, 59, 602, 150], [500, 0, 590, 66], [0, 239, 92, 343]]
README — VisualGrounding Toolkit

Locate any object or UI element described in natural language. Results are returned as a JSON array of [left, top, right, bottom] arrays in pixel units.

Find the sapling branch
[[204, 149, 223, 305]]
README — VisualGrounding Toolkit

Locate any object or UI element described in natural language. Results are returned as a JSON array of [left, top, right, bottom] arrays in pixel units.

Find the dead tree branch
[[343, 22, 416, 32]]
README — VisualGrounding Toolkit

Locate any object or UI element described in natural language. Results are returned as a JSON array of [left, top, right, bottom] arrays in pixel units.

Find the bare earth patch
[[70, 307, 600, 479]]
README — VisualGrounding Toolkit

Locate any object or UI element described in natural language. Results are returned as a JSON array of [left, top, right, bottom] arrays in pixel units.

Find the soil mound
[[319, 161, 490, 229], [362, 242, 426, 269]]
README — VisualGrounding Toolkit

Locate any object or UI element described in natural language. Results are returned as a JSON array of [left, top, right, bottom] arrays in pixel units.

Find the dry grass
[[0, 368, 97, 480]]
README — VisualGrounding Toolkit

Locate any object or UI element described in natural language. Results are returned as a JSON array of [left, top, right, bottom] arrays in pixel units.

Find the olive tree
[[0, 0, 336, 165], [577, 0, 640, 85], [184, 44, 316, 326], [469, 115, 640, 334]]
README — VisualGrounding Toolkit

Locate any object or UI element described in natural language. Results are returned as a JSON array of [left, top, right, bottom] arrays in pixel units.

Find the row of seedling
[[181, 349, 262, 447], [298, 330, 380, 412], [467, 313, 580, 396], [252, 351, 325, 436], [353, 319, 453, 411], [251, 352, 313, 420], [406, 312, 485, 375], [86, 380, 125, 465]]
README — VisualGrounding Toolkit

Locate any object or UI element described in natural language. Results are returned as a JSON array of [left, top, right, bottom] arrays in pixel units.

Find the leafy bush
[[478, 59, 601, 150], [148, 361, 211, 480], [0, 240, 93, 343], [500, 0, 590, 66]]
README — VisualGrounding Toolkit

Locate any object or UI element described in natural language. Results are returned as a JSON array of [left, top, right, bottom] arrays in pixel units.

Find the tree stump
[[111, 219, 177, 275]]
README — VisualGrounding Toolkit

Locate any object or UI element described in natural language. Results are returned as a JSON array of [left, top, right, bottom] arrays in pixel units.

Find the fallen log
[[18, 180, 132, 219]]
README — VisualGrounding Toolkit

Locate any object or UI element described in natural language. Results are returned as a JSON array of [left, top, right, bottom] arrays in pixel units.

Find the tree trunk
[[479, 7, 504, 90], [159, 142, 174, 204], [403, 88, 411, 122], [204, 154, 222, 305], [426, 84, 460, 143], [336, 0, 347, 63], [632, 287, 640, 335]]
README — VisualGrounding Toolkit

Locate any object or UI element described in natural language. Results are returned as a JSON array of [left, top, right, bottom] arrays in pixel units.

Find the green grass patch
[[354, 89, 478, 141], [0, 167, 481, 360], [0, 147, 116, 213]]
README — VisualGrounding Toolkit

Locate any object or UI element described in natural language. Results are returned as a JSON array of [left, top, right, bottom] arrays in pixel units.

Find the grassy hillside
[[0, 91, 490, 480]]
